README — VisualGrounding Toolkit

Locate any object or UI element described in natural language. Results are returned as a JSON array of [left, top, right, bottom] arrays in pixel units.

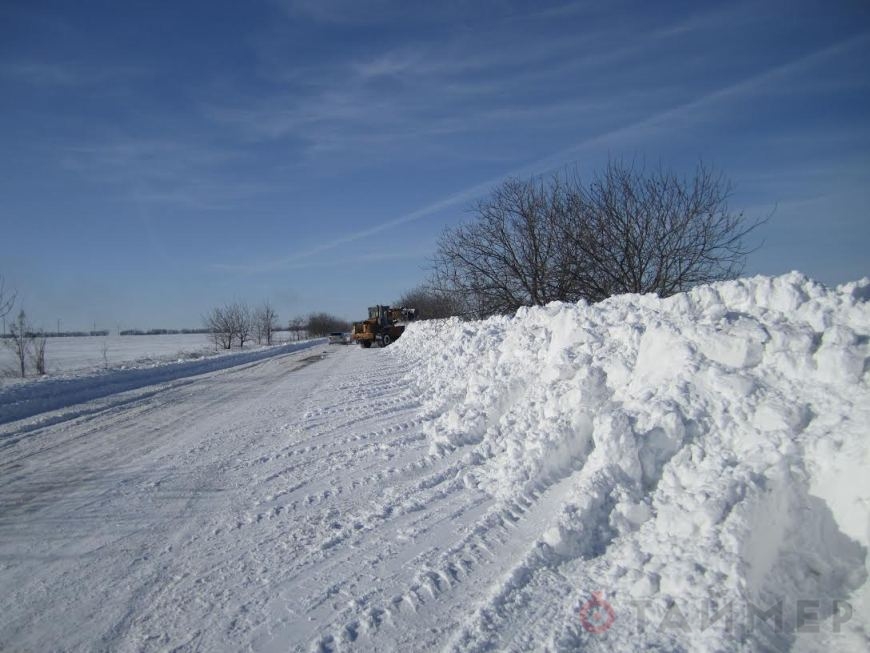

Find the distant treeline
[[120, 327, 297, 336], [120, 328, 212, 336], [0, 330, 109, 338]]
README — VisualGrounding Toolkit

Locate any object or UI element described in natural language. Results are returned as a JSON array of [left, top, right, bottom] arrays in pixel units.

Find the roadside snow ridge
[[392, 272, 870, 651]]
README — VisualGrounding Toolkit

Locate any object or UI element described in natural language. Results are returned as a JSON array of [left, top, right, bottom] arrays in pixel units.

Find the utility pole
[[57, 318, 61, 337]]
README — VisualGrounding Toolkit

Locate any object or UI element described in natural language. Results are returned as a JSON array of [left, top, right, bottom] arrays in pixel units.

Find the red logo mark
[[579, 591, 616, 634]]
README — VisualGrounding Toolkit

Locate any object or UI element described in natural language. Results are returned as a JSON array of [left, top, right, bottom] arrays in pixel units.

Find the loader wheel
[[382, 334, 392, 346], [361, 341, 372, 348]]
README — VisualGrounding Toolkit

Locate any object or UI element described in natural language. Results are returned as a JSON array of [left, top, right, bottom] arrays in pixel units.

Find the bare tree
[[101, 338, 109, 369], [432, 176, 576, 317], [306, 312, 350, 337], [559, 161, 764, 301], [254, 301, 279, 345], [433, 161, 763, 316], [206, 302, 254, 349], [204, 305, 234, 350], [0, 274, 15, 326], [6, 310, 31, 377], [230, 302, 253, 349], [288, 316, 305, 341], [254, 314, 264, 344], [32, 331, 47, 375], [395, 283, 462, 320], [1, 297, 48, 376]]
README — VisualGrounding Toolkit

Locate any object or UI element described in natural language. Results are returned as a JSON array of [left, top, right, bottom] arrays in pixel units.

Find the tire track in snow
[[94, 346, 459, 651], [1, 342, 619, 652], [0, 346, 343, 651], [304, 469, 586, 652]]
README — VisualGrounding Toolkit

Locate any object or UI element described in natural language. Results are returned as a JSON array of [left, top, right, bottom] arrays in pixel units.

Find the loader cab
[[368, 305, 389, 327]]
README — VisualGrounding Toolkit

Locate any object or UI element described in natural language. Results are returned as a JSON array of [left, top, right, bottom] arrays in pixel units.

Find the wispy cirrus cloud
[[206, 35, 638, 157], [274, 0, 401, 24], [215, 29, 870, 273], [57, 137, 283, 210], [206, 2, 764, 163], [0, 60, 146, 87], [273, 0, 499, 26], [212, 246, 434, 272]]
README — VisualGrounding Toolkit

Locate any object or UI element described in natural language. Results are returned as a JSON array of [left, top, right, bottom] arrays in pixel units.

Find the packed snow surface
[[0, 272, 867, 652]]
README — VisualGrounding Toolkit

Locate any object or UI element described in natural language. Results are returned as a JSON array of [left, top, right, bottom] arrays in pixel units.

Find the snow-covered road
[[0, 345, 562, 652]]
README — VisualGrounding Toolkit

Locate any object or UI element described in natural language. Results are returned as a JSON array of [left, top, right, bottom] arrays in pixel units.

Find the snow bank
[[0, 338, 326, 426], [392, 273, 869, 650]]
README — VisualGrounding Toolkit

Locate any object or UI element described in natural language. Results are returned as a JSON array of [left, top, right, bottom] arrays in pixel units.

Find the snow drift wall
[[392, 273, 869, 650]]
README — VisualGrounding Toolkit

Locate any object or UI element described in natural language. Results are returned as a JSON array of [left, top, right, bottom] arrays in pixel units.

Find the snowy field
[[0, 332, 306, 378], [0, 273, 867, 652]]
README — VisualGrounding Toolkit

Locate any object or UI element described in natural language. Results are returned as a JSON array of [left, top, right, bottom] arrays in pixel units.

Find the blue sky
[[1, 0, 868, 330]]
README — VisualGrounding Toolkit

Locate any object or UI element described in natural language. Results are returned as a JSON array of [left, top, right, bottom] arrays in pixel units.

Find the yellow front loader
[[351, 305, 417, 348]]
